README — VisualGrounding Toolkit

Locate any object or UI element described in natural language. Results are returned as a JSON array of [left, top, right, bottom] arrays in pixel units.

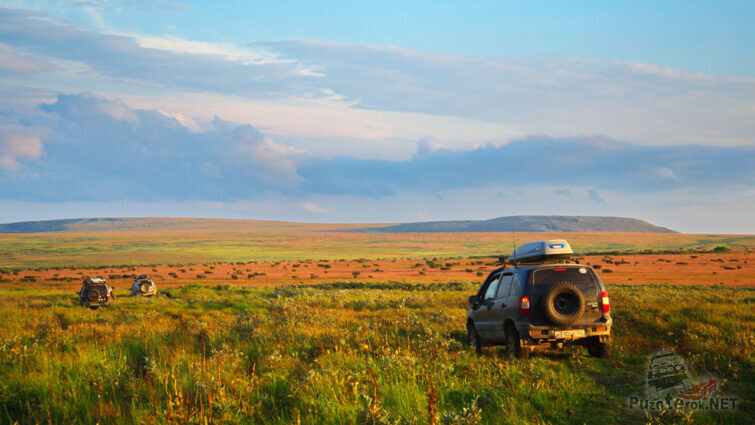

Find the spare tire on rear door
[[87, 288, 101, 301], [140, 282, 150, 293], [540, 282, 585, 325]]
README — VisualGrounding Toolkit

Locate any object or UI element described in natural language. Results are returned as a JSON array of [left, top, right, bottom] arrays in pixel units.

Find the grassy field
[[0, 282, 751, 424], [0, 225, 752, 424]]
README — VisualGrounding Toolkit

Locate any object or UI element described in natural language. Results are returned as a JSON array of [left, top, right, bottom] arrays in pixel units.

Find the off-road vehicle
[[77, 277, 113, 309], [466, 240, 613, 359], [131, 274, 157, 296]]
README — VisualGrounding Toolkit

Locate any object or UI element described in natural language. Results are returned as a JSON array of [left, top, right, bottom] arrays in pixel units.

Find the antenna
[[512, 223, 517, 251]]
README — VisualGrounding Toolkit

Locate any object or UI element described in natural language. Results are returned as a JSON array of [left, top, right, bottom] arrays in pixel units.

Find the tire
[[540, 282, 585, 326], [505, 325, 530, 359], [467, 322, 483, 355], [587, 340, 611, 359], [140, 283, 149, 293], [87, 288, 101, 302]]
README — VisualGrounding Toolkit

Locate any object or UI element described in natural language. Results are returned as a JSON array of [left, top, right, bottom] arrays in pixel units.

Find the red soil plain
[[3, 248, 752, 291]]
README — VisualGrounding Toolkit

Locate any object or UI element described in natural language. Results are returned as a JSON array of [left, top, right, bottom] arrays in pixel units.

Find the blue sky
[[0, 0, 753, 232]]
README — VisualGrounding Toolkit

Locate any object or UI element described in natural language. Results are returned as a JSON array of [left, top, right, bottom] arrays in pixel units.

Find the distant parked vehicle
[[77, 277, 113, 309], [131, 274, 157, 296]]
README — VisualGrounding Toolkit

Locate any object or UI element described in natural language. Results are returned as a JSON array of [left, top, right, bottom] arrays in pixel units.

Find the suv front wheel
[[467, 322, 483, 355]]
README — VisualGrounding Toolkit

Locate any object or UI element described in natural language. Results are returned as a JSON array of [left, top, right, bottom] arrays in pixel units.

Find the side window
[[514, 269, 529, 295], [508, 274, 520, 297], [483, 274, 501, 300], [496, 273, 513, 298]]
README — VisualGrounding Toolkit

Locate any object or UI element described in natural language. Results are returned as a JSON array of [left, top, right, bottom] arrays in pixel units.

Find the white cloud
[[302, 202, 326, 214], [658, 167, 680, 180], [0, 43, 53, 75], [0, 125, 45, 170], [131, 34, 287, 66]]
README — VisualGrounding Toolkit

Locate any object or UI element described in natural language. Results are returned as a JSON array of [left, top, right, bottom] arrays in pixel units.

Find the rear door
[[498, 268, 526, 332], [529, 266, 603, 326], [474, 270, 502, 339], [486, 271, 514, 342]]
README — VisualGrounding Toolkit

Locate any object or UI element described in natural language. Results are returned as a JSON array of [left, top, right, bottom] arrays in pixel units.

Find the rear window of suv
[[532, 267, 599, 298]]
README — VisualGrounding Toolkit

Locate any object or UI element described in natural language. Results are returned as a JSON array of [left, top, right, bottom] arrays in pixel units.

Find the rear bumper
[[517, 318, 613, 344], [81, 300, 110, 307]]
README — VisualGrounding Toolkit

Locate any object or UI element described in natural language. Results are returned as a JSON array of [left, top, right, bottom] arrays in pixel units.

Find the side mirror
[[498, 256, 507, 264], [468, 295, 480, 305]]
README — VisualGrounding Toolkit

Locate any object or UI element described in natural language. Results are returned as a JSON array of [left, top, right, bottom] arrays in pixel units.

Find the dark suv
[[466, 262, 613, 359], [77, 277, 114, 309]]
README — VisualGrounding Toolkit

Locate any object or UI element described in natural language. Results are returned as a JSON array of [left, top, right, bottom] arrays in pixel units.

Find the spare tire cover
[[540, 282, 585, 326], [140, 282, 150, 293], [87, 288, 101, 301]]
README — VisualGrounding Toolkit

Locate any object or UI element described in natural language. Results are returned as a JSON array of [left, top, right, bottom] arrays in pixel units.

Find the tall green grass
[[0, 283, 751, 424]]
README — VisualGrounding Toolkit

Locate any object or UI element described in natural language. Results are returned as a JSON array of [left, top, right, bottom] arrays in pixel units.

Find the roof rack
[[507, 239, 573, 265]]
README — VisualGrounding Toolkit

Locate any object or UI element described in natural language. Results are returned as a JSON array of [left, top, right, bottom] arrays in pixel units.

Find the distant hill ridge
[[357, 215, 678, 233], [0, 215, 677, 234], [0, 218, 129, 233]]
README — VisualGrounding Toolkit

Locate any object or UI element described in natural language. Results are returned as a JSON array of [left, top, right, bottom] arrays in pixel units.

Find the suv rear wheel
[[505, 325, 530, 359], [467, 322, 483, 355], [587, 338, 611, 359]]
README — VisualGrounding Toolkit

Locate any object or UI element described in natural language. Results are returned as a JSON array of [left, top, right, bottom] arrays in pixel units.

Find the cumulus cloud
[[0, 93, 753, 214], [230, 124, 307, 184], [658, 167, 680, 180], [298, 136, 755, 197], [302, 202, 326, 214], [0, 125, 44, 170], [0, 93, 309, 200]]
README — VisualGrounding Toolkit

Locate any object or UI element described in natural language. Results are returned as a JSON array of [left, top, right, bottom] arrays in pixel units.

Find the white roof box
[[508, 239, 573, 264]]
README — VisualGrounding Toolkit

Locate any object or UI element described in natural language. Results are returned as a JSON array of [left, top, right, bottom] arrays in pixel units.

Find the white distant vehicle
[[131, 274, 157, 296]]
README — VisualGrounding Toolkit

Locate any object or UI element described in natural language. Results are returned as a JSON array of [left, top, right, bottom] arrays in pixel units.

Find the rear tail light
[[520, 296, 530, 316], [601, 291, 610, 313]]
